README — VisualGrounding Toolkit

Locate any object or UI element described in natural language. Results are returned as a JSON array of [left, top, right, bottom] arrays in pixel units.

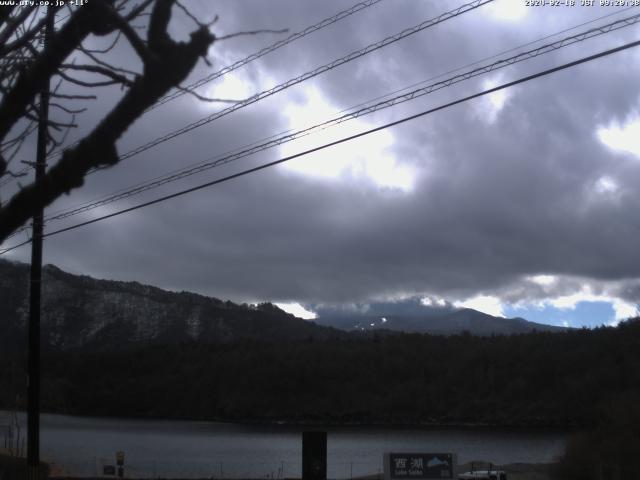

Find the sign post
[[116, 451, 125, 478], [302, 431, 327, 480], [384, 453, 456, 480], [103, 466, 116, 476]]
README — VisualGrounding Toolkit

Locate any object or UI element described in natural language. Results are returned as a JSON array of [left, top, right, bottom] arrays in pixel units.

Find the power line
[[20, 5, 640, 217], [0, 7, 93, 189], [149, 0, 386, 111], [18, 10, 640, 232], [38, 0, 387, 166], [4, 7, 634, 243], [333, 5, 639, 118], [3, 0, 489, 194], [2, 37, 639, 256], [98, 0, 494, 167], [0, 7, 64, 189]]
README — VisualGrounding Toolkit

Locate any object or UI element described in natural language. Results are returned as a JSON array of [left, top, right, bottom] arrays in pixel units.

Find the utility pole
[[27, 8, 53, 480]]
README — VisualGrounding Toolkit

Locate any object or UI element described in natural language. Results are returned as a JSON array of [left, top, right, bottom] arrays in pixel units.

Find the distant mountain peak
[[312, 297, 566, 336]]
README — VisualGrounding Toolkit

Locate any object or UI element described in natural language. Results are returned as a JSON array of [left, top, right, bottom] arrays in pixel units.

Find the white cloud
[[280, 87, 415, 191], [597, 116, 640, 158], [485, 0, 529, 22], [611, 299, 637, 323], [594, 176, 619, 195], [548, 288, 636, 321], [454, 295, 504, 317], [475, 74, 511, 123], [275, 302, 317, 319], [529, 274, 556, 286], [206, 71, 254, 104], [421, 296, 447, 307]]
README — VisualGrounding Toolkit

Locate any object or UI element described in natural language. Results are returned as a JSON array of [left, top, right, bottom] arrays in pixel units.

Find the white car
[[457, 470, 507, 480]]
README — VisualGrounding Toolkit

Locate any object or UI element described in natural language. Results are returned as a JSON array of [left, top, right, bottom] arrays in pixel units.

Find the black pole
[[302, 431, 327, 480], [27, 8, 53, 480]]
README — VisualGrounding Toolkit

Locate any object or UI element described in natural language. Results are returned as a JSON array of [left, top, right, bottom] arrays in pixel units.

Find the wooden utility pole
[[27, 8, 53, 480]]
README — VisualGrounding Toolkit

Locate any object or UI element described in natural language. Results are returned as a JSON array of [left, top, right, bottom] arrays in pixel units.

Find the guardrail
[[45, 458, 383, 479]]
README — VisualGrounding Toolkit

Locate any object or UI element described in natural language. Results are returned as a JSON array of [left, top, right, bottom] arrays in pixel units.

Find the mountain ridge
[[0, 259, 343, 351], [1, 259, 564, 352]]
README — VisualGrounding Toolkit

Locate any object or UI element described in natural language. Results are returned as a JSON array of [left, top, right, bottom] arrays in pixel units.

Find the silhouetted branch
[[175, 0, 218, 29], [81, 31, 122, 54], [216, 28, 289, 41], [0, 10, 52, 57], [60, 64, 135, 87], [0, 0, 215, 242], [175, 84, 241, 103], [0, 6, 36, 50]]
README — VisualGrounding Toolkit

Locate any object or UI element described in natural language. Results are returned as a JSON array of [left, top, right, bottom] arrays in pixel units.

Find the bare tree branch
[[216, 28, 289, 41], [47, 114, 76, 154], [57, 69, 124, 88], [81, 31, 122, 54], [0, 6, 17, 28], [173, 1, 218, 31], [175, 84, 241, 104], [0, 4, 100, 142], [60, 63, 135, 87], [96, 2, 155, 64], [0, 10, 53, 57], [0, 0, 215, 242], [123, 0, 155, 22], [78, 45, 140, 76], [0, 6, 36, 49], [50, 92, 98, 100], [49, 103, 87, 115], [3, 169, 29, 179]]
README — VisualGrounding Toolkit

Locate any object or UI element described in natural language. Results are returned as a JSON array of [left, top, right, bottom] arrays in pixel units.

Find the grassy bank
[[0, 453, 49, 479], [45, 463, 558, 480]]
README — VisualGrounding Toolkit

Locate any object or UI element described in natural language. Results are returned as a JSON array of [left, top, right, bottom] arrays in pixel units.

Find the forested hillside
[[0, 259, 344, 352], [2, 319, 639, 427]]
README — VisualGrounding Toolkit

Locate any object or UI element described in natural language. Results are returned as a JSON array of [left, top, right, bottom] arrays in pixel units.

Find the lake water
[[2, 412, 567, 478]]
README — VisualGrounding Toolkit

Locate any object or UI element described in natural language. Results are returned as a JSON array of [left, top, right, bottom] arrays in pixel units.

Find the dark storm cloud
[[4, 0, 640, 309]]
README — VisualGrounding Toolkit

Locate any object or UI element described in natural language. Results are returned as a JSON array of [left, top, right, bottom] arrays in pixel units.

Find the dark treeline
[[1, 319, 640, 427]]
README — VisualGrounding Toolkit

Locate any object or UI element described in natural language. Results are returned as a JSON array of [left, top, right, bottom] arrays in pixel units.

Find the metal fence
[[45, 457, 383, 479]]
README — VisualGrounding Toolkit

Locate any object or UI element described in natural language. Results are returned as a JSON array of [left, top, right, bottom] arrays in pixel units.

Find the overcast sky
[[3, 0, 640, 327]]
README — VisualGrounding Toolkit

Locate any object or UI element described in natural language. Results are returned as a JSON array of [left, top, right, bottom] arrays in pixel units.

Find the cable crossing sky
[[149, 0, 386, 111], [3, 37, 640, 256], [17, 10, 640, 236], [32, 0, 386, 170], [102, 0, 494, 166], [1, 0, 492, 240]]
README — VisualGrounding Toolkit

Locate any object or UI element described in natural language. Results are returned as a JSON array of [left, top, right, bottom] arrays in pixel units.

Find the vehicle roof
[[458, 471, 506, 478]]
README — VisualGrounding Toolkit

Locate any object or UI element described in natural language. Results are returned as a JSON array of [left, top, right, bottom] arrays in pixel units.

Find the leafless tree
[[0, 0, 217, 243]]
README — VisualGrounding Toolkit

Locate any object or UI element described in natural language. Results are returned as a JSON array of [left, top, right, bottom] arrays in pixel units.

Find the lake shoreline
[[1, 454, 562, 480], [46, 463, 559, 480], [2, 408, 578, 432], [2, 411, 568, 479]]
